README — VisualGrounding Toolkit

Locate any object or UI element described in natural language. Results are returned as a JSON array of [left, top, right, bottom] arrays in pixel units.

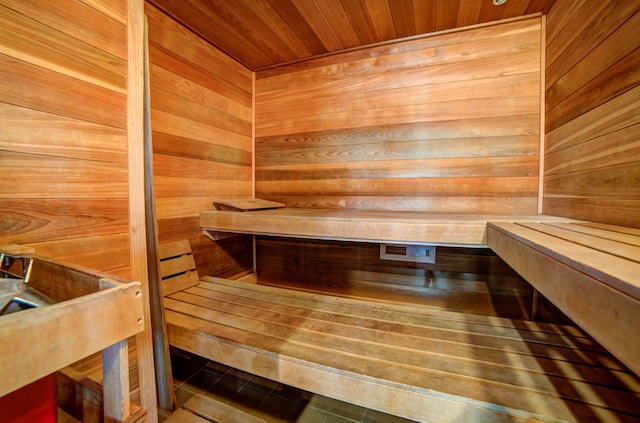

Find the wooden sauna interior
[[1, 0, 639, 421]]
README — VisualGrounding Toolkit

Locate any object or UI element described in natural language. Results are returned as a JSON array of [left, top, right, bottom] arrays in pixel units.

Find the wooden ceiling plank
[[146, 0, 553, 71], [340, 0, 379, 44], [315, 0, 361, 49], [292, 0, 344, 51], [434, 0, 460, 31], [389, 0, 416, 38], [218, 0, 300, 64], [478, 0, 506, 24], [526, 0, 556, 15], [456, 0, 483, 27], [239, 0, 314, 59], [364, 0, 396, 40], [266, 0, 328, 56], [147, 0, 275, 70], [413, 0, 436, 34], [501, 0, 531, 20]]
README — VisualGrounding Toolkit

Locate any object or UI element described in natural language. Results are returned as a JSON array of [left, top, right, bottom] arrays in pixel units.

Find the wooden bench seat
[[164, 276, 640, 422], [200, 207, 573, 246], [487, 221, 640, 379]]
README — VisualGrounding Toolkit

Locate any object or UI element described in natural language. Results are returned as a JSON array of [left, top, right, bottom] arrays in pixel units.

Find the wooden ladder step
[[183, 394, 272, 423]]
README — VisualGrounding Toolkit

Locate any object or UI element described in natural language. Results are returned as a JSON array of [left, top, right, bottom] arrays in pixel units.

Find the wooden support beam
[[127, 0, 158, 420], [102, 340, 130, 423]]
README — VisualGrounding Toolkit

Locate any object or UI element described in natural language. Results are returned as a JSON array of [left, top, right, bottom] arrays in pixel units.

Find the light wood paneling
[[0, 0, 130, 274], [255, 18, 542, 214], [544, 1, 640, 227], [146, 0, 555, 70], [145, 2, 254, 277]]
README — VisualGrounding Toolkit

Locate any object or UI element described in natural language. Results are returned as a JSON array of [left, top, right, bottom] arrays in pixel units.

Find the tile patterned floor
[[159, 348, 417, 423]]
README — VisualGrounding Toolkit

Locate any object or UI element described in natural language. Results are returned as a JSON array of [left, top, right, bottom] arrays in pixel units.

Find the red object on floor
[[0, 374, 57, 423]]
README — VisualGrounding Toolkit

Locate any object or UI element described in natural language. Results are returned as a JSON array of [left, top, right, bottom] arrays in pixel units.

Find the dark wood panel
[[546, 47, 640, 132], [257, 156, 539, 180], [0, 199, 128, 245], [147, 0, 554, 70], [256, 117, 539, 151], [546, 1, 638, 92], [1, 0, 127, 59], [257, 176, 538, 197], [0, 103, 127, 164], [0, 4, 126, 92], [0, 54, 126, 128], [544, 163, 640, 199], [153, 132, 251, 167], [26, 233, 132, 275], [0, 151, 127, 199], [261, 196, 538, 214], [151, 88, 251, 137], [545, 124, 640, 176], [255, 18, 542, 214], [145, 3, 252, 93], [543, 0, 640, 226], [257, 134, 539, 166], [542, 198, 640, 230], [256, 237, 537, 319]]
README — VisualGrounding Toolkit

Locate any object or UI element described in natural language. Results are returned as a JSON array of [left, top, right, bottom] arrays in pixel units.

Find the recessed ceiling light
[[493, 0, 508, 5]]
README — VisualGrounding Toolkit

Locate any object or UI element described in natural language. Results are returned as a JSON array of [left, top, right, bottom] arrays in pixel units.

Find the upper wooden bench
[[488, 221, 640, 380], [201, 206, 572, 246]]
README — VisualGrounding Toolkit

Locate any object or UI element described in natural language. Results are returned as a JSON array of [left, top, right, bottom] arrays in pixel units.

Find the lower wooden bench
[[163, 276, 640, 422]]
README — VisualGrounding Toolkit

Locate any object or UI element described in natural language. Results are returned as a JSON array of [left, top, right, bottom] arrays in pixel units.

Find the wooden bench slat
[[159, 240, 200, 296], [169, 311, 608, 421], [200, 208, 574, 246], [519, 222, 640, 263], [488, 222, 640, 300], [159, 240, 193, 260], [193, 278, 602, 349], [165, 279, 640, 422], [160, 254, 197, 277], [161, 272, 200, 297], [577, 222, 640, 237], [176, 286, 622, 370], [546, 222, 640, 247], [166, 291, 639, 393]]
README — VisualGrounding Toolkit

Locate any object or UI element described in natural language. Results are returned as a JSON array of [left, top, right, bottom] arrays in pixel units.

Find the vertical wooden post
[[143, 14, 175, 411], [127, 0, 159, 420], [102, 340, 130, 423], [538, 14, 546, 215]]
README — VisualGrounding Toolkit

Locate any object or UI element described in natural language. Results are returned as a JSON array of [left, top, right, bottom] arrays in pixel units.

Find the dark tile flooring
[[159, 348, 416, 423]]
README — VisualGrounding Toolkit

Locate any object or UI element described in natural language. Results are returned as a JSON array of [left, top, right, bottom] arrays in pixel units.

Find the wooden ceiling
[[147, 0, 556, 71]]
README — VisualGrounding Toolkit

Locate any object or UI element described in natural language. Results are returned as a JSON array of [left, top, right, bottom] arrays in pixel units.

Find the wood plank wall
[[0, 0, 131, 275], [145, 3, 254, 277], [544, 0, 640, 227], [254, 17, 543, 214]]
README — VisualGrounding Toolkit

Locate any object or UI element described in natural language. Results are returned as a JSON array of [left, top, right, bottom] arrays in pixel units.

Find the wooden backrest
[[158, 240, 200, 296]]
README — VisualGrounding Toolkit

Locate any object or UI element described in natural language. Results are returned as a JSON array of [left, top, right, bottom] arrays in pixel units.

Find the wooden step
[[183, 394, 271, 423]]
